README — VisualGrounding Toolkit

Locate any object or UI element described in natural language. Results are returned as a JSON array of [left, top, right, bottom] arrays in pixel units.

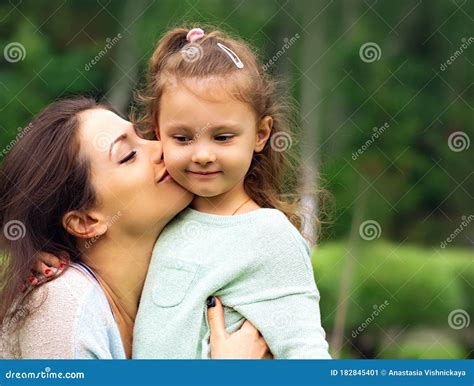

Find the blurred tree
[[105, 0, 149, 114], [298, 0, 324, 243]]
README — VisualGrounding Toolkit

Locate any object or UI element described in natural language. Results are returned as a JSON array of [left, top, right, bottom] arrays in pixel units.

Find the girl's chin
[[174, 178, 227, 198], [188, 188, 222, 198]]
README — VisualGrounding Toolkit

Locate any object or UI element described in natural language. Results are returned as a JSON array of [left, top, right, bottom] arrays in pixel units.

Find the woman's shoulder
[[41, 263, 100, 296], [27, 263, 105, 317], [2, 264, 117, 359]]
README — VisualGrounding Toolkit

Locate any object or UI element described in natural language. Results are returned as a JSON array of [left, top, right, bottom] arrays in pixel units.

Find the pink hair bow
[[186, 28, 205, 43]]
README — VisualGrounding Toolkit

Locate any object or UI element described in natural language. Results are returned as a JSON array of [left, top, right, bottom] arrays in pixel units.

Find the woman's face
[[78, 108, 193, 237]]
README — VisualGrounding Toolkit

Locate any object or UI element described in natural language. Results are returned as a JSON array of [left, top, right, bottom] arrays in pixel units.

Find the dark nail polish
[[206, 296, 216, 308]]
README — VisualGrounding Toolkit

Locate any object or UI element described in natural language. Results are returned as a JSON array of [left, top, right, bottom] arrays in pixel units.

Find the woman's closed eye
[[119, 150, 137, 164]]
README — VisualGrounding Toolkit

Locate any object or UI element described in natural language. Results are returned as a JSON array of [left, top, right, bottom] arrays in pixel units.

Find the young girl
[[132, 26, 331, 359]]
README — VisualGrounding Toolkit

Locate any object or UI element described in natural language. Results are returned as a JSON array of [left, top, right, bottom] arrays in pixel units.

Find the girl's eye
[[215, 135, 234, 142], [119, 150, 137, 164], [173, 135, 190, 143]]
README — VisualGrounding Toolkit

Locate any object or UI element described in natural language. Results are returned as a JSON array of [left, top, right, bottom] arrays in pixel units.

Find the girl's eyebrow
[[164, 122, 240, 132]]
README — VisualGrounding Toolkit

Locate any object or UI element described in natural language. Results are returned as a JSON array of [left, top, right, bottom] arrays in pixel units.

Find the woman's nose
[[150, 140, 164, 164]]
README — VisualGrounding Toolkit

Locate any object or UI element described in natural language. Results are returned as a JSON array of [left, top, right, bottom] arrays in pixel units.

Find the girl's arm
[[231, 291, 330, 359], [218, 229, 331, 359]]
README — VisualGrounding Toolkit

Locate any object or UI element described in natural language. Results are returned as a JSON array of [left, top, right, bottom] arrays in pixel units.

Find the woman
[[0, 97, 269, 359]]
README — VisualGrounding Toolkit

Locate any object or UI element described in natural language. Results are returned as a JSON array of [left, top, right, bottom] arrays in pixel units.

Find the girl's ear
[[155, 125, 161, 140], [255, 115, 273, 152], [62, 210, 108, 239]]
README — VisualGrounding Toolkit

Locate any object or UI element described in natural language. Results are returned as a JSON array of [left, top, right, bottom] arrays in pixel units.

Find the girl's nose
[[191, 148, 216, 165], [150, 140, 164, 164]]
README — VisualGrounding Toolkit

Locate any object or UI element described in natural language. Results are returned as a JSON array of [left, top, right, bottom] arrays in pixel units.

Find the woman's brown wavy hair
[[0, 96, 110, 331]]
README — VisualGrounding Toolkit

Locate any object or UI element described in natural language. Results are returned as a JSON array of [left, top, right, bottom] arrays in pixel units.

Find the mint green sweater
[[133, 208, 331, 359]]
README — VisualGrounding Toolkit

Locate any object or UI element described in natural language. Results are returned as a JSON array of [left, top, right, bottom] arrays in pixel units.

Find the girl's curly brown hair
[[134, 25, 325, 242]]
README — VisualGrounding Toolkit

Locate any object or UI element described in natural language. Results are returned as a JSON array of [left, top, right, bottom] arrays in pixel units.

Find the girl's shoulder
[[158, 207, 311, 256], [252, 209, 315, 271], [257, 209, 310, 246]]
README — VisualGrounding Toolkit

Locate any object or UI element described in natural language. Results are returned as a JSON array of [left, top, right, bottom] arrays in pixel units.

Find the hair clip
[[186, 28, 205, 43], [217, 42, 244, 69]]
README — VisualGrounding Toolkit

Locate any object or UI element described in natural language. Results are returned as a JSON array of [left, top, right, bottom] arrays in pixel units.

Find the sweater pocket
[[152, 258, 199, 307]]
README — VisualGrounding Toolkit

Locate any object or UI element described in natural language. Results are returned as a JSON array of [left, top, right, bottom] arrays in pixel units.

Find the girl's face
[[158, 79, 269, 198], [78, 109, 192, 236]]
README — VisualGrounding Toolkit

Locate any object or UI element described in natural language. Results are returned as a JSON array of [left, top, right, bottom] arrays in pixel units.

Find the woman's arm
[[207, 297, 271, 359]]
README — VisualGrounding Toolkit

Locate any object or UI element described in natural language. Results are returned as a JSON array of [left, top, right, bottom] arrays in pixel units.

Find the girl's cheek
[[165, 146, 189, 167]]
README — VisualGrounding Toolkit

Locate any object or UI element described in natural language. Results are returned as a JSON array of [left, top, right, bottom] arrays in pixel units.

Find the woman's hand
[[207, 296, 272, 359], [22, 252, 68, 291]]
